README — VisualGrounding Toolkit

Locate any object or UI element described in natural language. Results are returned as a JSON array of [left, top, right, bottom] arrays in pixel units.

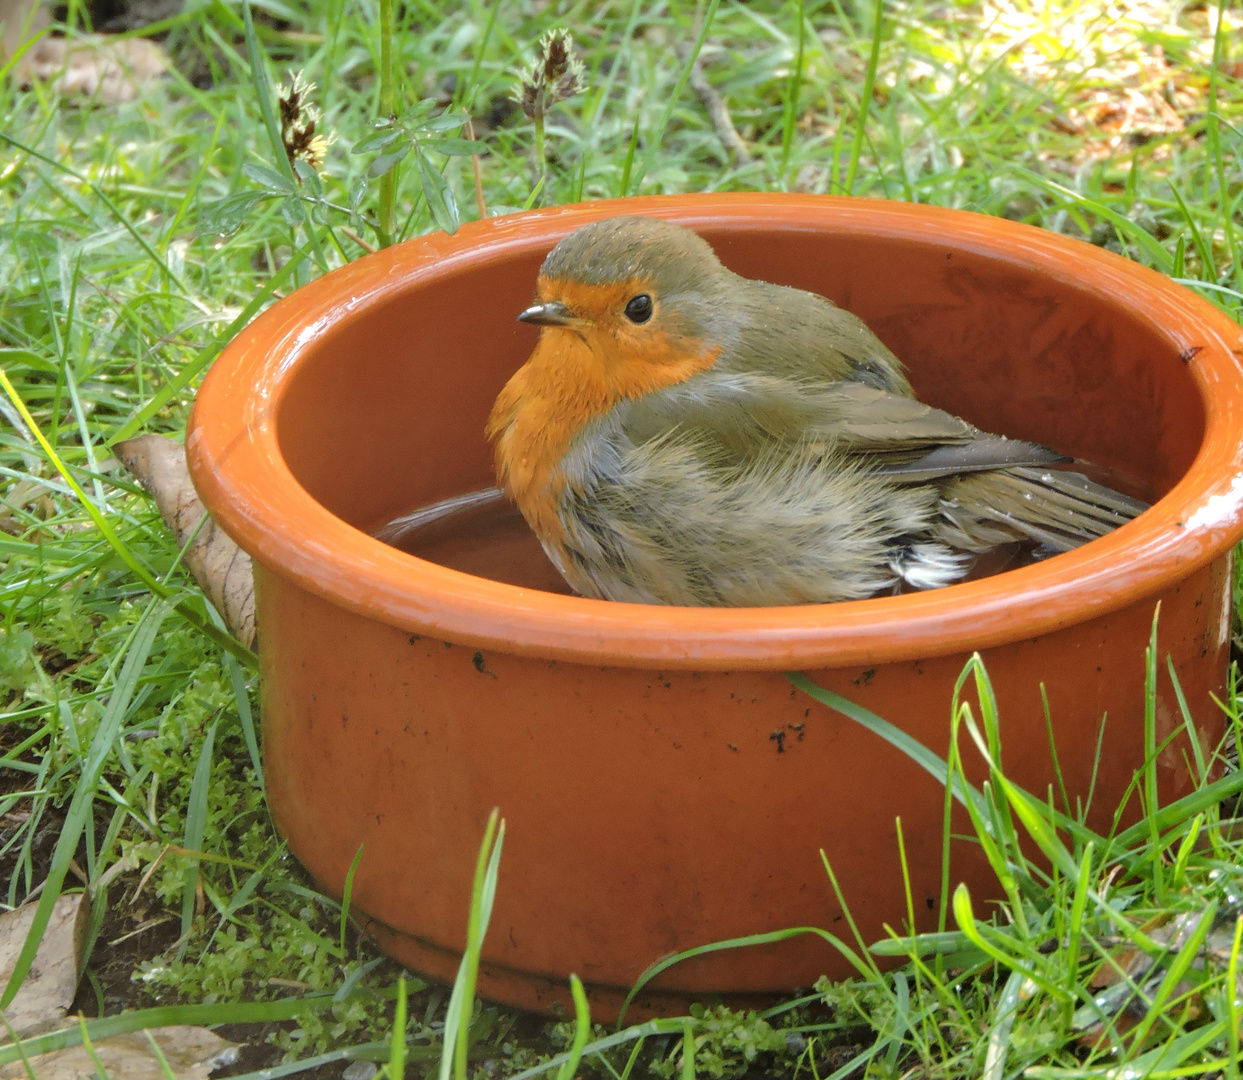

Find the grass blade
[[504, 1020, 689, 1080], [555, 975, 591, 1080], [1227, 916, 1242, 1080], [1014, 167, 1172, 268], [441, 809, 505, 1080], [1165, 655, 1208, 786], [0, 995, 344, 1065], [981, 969, 1022, 1080], [1062, 841, 1093, 1017], [952, 884, 1068, 1003], [618, 923, 872, 1028], [883, 970, 909, 1070], [177, 713, 220, 955], [618, 114, 641, 198], [1120, 900, 1218, 1060], [340, 844, 364, 955], [0, 370, 255, 666], [787, 674, 971, 804], [844, 0, 884, 193], [386, 976, 407, 1080], [79, 1015, 115, 1080], [107, 243, 309, 445], [223, 652, 263, 790], [1144, 605, 1165, 902], [629, 0, 722, 195], [779, 0, 806, 178], [0, 602, 169, 1007]]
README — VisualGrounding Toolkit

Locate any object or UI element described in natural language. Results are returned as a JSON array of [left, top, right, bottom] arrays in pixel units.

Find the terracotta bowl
[[188, 194, 1243, 1020]]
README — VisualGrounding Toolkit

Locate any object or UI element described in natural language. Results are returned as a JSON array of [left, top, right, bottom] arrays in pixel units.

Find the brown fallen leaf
[[0, 1025, 239, 1079], [13, 34, 168, 105], [115, 435, 257, 650], [1077, 904, 1239, 1050], [0, 893, 88, 1041], [0, 478, 54, 537]]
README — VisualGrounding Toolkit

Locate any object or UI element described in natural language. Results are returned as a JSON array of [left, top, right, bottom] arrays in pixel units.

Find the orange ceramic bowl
[[188, 195, 1243, 1019]]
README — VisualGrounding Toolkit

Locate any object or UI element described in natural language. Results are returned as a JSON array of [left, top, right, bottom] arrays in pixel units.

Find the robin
[[487, 216, 1147, 607]]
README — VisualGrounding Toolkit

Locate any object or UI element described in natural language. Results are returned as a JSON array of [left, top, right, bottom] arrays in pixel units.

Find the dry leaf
[[0, 894, 88, 1041], [0, 1025, 239, 1079], [115, 435, 257, 650], [14, 34, 168, 105], [0, 479, 54, 537], [1077, 905, 1237, 1049]]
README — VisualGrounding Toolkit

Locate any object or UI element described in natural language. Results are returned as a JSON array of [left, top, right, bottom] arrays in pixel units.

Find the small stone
[[784, 1032, 809, 1054]]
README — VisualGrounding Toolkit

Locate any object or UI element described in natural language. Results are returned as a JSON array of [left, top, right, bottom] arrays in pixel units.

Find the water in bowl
[[374, 488, 573, 594]]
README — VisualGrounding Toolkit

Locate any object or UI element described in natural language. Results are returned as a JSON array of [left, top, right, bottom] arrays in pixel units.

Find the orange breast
[[487, 303, 720, 547]]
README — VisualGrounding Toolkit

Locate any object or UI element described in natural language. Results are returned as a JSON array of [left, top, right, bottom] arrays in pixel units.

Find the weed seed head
[[514, 29, 586, 120], [277, 70, 334, 175]]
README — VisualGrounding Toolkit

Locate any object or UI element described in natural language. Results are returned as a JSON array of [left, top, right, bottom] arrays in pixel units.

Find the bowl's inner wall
[[276, 224, 1205, 544]]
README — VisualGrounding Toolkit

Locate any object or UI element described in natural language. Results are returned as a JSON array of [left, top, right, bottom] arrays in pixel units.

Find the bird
[[486, 216, 1148, 607]]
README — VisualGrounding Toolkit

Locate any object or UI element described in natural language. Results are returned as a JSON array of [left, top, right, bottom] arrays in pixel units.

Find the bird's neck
[[487, 327, 719, 541]]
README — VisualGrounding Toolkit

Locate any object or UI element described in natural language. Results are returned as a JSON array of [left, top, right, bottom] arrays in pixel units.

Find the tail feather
[[937, 467, 1148, 554], [1010, 466, 1150, 520]]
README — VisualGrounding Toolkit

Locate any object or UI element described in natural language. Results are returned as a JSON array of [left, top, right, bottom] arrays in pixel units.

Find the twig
[[108, 914, 175, 948], [129, 843, 171, 904], [340, 226, 377, 254], [465, 117, 487, 219], [674, 42, 752, 165]]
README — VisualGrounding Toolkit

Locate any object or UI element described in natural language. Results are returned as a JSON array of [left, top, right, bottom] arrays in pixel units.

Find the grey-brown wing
[[624, 373, 965, 448], [871, 435, 1069, 481], [719, 282, 914, 395], [623, 373, 1066, 476]]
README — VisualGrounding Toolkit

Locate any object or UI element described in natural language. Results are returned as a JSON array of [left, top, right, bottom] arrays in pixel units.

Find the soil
[[0, 721, 363, 1077]]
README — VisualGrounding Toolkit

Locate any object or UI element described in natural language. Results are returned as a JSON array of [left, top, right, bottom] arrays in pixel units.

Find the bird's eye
[[623, 294, 653, 324]]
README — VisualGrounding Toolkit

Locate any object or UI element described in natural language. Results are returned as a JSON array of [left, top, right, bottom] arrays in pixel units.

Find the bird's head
[[490, 218, 731, 516], [516, 217, 729, 380]]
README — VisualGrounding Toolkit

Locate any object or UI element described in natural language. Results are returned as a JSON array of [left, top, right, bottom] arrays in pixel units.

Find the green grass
[[2, 0, 1243, 1076]]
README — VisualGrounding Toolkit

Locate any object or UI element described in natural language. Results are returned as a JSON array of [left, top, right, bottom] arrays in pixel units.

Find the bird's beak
[[517, 300, 577, 327]]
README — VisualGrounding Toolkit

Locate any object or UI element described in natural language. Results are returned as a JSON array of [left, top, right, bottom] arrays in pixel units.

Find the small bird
[[487, 216, 1147, 607]]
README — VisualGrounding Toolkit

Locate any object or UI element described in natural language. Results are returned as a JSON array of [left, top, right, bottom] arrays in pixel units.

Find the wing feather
[[622, 371, 1065, 475]]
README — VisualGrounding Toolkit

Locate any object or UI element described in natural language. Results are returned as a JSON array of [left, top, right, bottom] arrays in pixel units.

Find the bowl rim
[[187, 193, 1243, 670]]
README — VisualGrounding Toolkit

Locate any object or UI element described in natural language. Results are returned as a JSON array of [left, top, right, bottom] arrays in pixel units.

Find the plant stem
[[534, 110, 547, 200], [240, 0, 325, 280], [844, 0, 884, 195], [378, 0, 395, 246], [1209, 0, 1241, 289], [465, 118, 487, 219], [629, 0, 721, 196], [780, 0, 806, 178]]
